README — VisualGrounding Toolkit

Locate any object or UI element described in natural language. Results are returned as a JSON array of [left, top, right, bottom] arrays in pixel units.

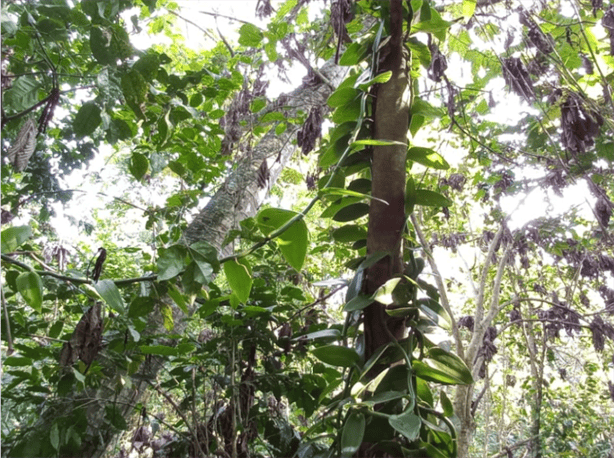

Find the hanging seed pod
[[501, 58, 535, 101], [7, 118, 37, 171]]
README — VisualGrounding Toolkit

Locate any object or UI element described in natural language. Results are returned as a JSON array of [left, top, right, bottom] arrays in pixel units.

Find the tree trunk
[[363, 0, 411, 362], [8, 60, 347, 458]]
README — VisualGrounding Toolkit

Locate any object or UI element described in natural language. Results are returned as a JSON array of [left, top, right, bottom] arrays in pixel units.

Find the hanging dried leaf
[[560, 93, 603, 154], [296, 107, 322, 155], [527, 25, 553, 54], [427, 46, 448, 82], [603, 6, 614, 55], [501, 58, 535, 101], [59, 304, 103, 367], [595, 196, 612, 226], [256, 160, 269, 189], [7, 118, 37, 172]]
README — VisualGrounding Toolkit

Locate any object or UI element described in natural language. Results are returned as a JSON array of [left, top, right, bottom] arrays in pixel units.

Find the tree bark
[[364, 0, 411, 362], [8, 60, 347, 458]]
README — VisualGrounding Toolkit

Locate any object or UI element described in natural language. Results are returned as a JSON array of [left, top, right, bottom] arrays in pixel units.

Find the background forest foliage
[[1, 0, 613, 457]]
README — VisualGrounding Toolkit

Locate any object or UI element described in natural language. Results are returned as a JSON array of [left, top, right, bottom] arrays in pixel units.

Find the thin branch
[[2, 289, 14, 355], [1, 253, 156, 287], [411, 213, 463, 357]]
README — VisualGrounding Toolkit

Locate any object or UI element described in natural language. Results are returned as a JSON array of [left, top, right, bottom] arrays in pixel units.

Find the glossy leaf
[[1, 225, 32, 253], [389, 409, 421, 441], [333, 203, 370, 222], [257, 208, 308, 271], [16, 271, 43, 311], [312, 345, 360, 367], [414, 347, 474, 385], [157, 245, 188, 281], [341, 412, 365, 457], [332, 225, 368, 243], [224, 258, 252, 303], [407, 147, 450, 170], [129, 152, 149, 181], [73, 102, 102, 138], [343, 294, 373, 312], [414, 190, 452, 207], [94, 279, 126, 314], [238, 23, 263, 47]]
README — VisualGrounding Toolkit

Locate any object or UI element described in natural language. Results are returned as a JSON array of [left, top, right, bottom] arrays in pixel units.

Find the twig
[[1, 289, 14, 355]]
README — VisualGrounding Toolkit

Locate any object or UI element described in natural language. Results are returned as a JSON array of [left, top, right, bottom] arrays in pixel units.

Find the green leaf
[[413, 347, 473, 385], [339, 42, 369, 66], [160, 302, 174, 331], [129, 152, 149, 181], [94, 279, 125, 314], [1, 225, 32, 253], [332, 225, 368, 243], [157, 245, 188, 281], [105, 405, 128, 430], [343, 294, 373, 312], [297, 329, 341, 341], [73, 102, 102, 138], [328, 87, 360, 108], [372, 278, 403, 306], [414, 190, 452, 207], [128, 296, 155, 318], [462, 0, 477, 20], [3, 356, 33, 366], [440, 390, 454, 417], [407, 147, 450, 170], [351, 139, 406, 148], [50, 423, 60, 451], [16, 271, 43, 311], [238, 23, 264, 47], [312, 345, 360, 367], [224, 258, 252, 303], [90, 26, 114, 65], [389, 409, 421, 442], [358, 71, 392, 90], [167, 283, 189, 315], [139, 344, 178, 356], [257, 208, 308, 271], [341, 412, 365, 457], [333, 203, 370, 222]]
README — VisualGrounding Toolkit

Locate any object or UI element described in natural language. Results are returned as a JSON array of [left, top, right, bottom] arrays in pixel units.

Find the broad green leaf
[[339, 42, 369, 66], [157, 245, 188, 281], [407, 147, 450, 170], [3, 356, 33, 366], [440, 390, 454, 417], [372, 278, 403, 306], [332, 225, 367, 243], [320, 187, 378, 202], [105, 405, 128, 430], [167, 283, 189, 315], [129, 152, 149, 181], [462, 0, 477, 20], [50, 423, 60, 451], [16, 271, 43, 311], [238, 23, 264, 47], [73, 102, 102, 138], [343, 294, 373, 312], [416, 377, 434, 407], [389, 410, 421, 441], [413, 347, 473, 385], [358, 71, 392, 90], [161, 302, 174, 331], [1, 225, 32, 253], [312, 345, 360, 367], [90, 26, 114, 65], [333, 203, 370, 222], [405, 176, 416, 214], [128, 296, 155, 318], [414, 189, 452, 207], [224, 258, 252, 303], [94, 279, 125, 314], [257, 208, 308, 271], [332, 98, 363, 124], [328, 87, 360, 108], [341, 412, 365, 457]]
